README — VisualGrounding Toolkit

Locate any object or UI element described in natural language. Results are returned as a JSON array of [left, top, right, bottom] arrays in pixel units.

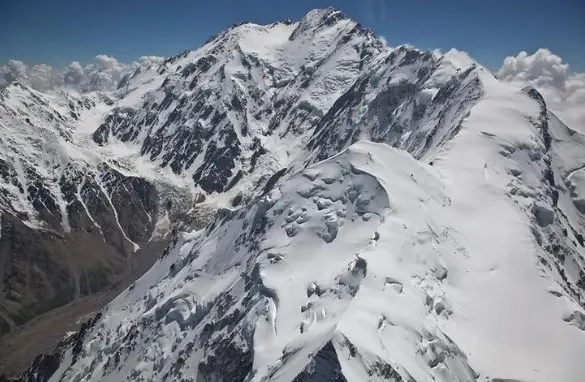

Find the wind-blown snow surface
[[3, 7, 585, 382], [48, 77, 585, 381]]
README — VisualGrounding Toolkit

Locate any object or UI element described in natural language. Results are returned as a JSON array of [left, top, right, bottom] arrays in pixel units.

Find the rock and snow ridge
[[1, 7, 585, 382], [2, 6, 484, 338], [0, 78, 203, 342]]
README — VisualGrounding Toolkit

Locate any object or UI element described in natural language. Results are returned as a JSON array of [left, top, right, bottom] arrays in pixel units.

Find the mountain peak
[[522, 85, 546, 107], [301, 7, 347, 27], [287, 7, 350, 40], [303, 7, 346, 21]]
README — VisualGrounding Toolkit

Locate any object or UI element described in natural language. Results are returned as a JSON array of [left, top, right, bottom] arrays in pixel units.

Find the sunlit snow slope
[[4, 7, 585, 382], [47, 79, 585, 381]]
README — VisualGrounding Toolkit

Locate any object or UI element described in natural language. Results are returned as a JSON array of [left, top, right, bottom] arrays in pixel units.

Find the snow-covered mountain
[[2, 7, 585, 382], [0, 70, 205, 342]]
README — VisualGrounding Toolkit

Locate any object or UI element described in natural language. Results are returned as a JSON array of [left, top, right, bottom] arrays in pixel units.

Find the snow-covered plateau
[[1, 7, 584, 382]]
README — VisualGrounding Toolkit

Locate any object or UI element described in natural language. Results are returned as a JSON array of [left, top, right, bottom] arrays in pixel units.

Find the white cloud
[[378, 36, 388, 47], [498, 49, 585, 131], [0, 54, 164, 93], [136, 55, 165, 68], [64, 61, 85, 85], [7, 60, 28, 80], [94, 54, 120, 71], [442, 48, 476, 70]]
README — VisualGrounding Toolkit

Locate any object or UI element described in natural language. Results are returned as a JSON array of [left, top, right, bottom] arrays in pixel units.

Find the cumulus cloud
[[0, 54, 164, 93], [378, 36, 388, 47], [498, 49, 585, 131]]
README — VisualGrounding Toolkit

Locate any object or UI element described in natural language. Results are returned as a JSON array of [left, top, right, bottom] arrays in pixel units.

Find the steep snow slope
[[424, 73, 585, 382], [91, 9, 384, 198], [38, 142, 474, 381], [0, 9, 484, 215], [89, 8, 483, 205], [44, 74, 585, 381]]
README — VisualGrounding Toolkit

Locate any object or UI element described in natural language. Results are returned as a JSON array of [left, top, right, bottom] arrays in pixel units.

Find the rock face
[[0, 166, 161, 324], [0, 69, 202, 358], [86, 8, 482, 198], [2, 7, 585, 382]]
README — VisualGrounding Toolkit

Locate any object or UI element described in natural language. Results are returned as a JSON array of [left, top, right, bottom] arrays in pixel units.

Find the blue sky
[[1, 0, 584, 71]]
